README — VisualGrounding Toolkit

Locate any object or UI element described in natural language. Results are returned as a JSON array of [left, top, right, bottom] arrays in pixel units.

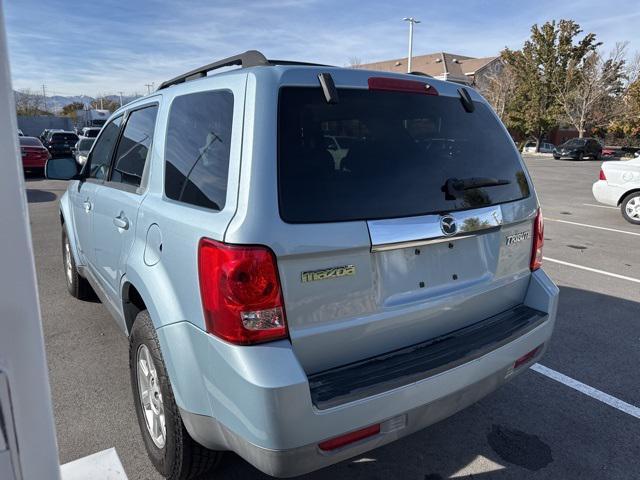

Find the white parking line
[[546, 218, 640, 237], [583, 202, 618, 210], [544, 257, 640, 284], [532, 364, 640, 420]]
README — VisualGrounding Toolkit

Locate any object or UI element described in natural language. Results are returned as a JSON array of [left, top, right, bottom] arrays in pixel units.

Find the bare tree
[[476, 60, 516, 122], [347, 56, 363, 69], [554, 43, 627, 137], [14, 89, 44, 116]]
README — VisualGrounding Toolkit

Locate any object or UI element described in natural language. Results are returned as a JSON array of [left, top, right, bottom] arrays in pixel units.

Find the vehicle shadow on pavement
[[26, 189, 57, 203]]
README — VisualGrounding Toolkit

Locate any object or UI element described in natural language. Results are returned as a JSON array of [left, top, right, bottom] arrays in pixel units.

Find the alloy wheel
[[136, 344, 166, 448]]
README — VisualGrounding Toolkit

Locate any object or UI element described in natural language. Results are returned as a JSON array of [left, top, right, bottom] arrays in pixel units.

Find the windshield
[[78, 138, 95, 151], [19, 137, 43, 147], [278, 87, 529, 223], [562, 139, 586, 148], [51, 133, 79, 143]]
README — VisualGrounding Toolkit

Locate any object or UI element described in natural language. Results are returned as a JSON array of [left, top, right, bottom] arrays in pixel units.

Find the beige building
[[358, 52, 501, 86]]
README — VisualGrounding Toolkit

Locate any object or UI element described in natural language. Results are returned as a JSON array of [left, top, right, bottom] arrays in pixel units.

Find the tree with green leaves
[[501, 20, 600, 150], [61, 101, 85, 119], [90, 97, 120, 113]]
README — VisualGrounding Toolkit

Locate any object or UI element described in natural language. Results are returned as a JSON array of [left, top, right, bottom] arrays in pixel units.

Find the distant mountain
[[48, 95, 94, 111], [13, 90, 141, 113]]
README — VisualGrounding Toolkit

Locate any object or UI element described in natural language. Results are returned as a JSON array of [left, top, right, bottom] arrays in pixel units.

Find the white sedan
[[592, 156, 640, 224]]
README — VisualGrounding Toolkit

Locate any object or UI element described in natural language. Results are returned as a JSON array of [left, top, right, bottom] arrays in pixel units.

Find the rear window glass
[[278, 87, 530, 223], [51, 133, 78, 143], [78, 138, 94, 150], [164, 90, 234, 211], [19, 137, 42, 146]]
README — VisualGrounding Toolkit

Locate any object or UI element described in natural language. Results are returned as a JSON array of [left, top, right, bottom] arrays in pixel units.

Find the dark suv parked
[[553, 138, 602, 160], [44, 131, 79, 158]]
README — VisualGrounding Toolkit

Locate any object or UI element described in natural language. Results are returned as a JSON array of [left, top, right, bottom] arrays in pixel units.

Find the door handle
[[83, 200, 92, 212], [113, 214, 129, 230]]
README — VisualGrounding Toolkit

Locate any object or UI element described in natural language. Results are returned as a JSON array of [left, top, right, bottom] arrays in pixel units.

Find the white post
[[403, 17, 420, 74], [408, 21, 413, 73]]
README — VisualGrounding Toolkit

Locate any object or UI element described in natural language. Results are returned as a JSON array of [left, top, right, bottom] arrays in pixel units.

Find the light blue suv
[[47, 51, 559, 479]]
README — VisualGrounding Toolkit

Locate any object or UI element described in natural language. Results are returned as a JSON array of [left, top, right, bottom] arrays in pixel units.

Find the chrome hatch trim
[[368, 205, 503, 253]]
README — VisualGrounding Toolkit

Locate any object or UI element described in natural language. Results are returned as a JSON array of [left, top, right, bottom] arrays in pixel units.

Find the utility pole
[[41, 84, 47, 112], [118, 91, 123, 107], [145, 83, 153, 95], [100, 96, 103, 110], [403, 17, 421, 73]]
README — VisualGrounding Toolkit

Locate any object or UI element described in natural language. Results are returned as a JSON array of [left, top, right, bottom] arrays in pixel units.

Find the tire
[[594, 152, 601, 160], [553, 156, 561, 160], [621, 192, 640, 225], [62, 228, 92, 299], [129, 310, 222, 480], [576, 152, 583, 161]]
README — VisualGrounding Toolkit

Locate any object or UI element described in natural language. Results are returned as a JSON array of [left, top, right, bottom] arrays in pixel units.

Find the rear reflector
[[530, 208, 544, 271], [318, 424, 380, 451], [599, 169, 607, 181], [368, 77, 438, 95], [514, 345, 542, 370]]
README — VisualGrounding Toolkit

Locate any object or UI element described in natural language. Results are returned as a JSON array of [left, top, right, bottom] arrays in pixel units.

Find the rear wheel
[[576, 152, 583, 161], [621, 192, 640, 225], [62, 228, 92, 299], [130, 310, 222, 479]]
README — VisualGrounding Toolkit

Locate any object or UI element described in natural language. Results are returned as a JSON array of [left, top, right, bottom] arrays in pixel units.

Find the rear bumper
[[157, 269, 558, 477], [592, 180, 623, 206]]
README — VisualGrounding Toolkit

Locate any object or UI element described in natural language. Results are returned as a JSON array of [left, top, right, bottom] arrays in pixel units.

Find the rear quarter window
[[278, 87, 530, 223], [164, 90, 234, 211]]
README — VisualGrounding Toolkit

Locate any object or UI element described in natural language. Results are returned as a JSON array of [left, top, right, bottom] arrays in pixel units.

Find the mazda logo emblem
[[440, 215, 457, 236]]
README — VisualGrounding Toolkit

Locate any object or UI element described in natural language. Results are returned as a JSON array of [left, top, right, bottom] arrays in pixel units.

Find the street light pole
[[403, 17, 421, 73]]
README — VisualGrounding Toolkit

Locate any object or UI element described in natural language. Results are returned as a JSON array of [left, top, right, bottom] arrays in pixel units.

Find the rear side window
[[164, 90, 234, 211], [278, 87, 530, 223], [111, 105, 158, 187]]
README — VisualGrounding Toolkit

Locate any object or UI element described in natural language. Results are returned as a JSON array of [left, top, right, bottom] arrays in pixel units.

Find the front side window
[[111, 106, 158, 188], [88, 116, 122, 180], [164, 90, 234, 211]]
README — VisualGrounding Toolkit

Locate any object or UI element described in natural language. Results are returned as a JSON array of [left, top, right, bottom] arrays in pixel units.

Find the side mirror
[[45, 157, 81, 180]]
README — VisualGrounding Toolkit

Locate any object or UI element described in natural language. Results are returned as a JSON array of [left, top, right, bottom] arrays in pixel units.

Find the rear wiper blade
[[442, 177, 510, 200]]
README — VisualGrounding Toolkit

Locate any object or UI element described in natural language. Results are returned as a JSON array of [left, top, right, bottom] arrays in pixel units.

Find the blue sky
[[5, 0, 640, 97]]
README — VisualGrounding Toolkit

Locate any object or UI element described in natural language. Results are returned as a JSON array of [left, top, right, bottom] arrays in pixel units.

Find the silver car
[[47, 50, 558, 479]]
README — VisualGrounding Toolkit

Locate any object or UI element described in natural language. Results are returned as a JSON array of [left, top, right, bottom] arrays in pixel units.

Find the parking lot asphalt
[[25, 155, 640, 479]]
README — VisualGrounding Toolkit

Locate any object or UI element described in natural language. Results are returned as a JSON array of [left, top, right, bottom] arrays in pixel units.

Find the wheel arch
[[618, 188, 640, 206], [59, 192, 83, 267]]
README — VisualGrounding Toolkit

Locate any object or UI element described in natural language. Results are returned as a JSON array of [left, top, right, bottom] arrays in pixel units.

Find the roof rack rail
[[158, 50, 331, 90]]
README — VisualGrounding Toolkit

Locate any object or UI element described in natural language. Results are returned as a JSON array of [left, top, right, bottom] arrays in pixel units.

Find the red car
[[19, 136, 50, 173]]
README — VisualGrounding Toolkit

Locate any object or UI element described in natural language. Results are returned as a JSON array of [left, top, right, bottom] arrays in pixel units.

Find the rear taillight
[[198, 238, 287, 345], [530, 208, 544, 271], [368, 77, 438, 95], [599, 169, 607, 181], [318, 424, 381, 451]]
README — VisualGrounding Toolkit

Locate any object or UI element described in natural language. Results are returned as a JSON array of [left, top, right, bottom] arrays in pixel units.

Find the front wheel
[[129, 310, 222, 479], [576, 152, 584, 161], [621, 192, 640, 225]]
